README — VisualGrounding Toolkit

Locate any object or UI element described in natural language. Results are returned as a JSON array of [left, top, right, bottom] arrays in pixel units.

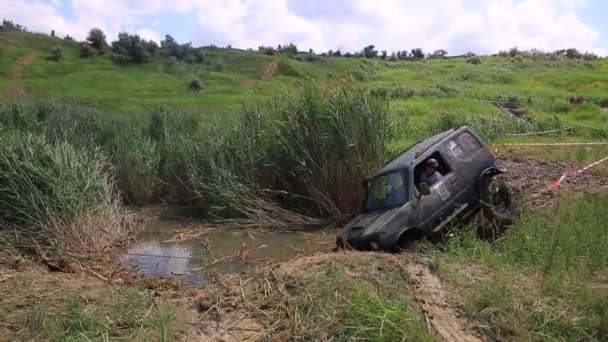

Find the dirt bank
[[498, 157, 608, 208]]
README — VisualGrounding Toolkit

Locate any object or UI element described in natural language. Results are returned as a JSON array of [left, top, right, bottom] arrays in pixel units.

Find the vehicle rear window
[[447, 132, 482, 159]]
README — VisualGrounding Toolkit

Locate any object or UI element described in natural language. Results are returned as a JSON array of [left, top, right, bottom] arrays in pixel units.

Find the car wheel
[[480, 178, 515, 239], [397, 230, 425, 252]]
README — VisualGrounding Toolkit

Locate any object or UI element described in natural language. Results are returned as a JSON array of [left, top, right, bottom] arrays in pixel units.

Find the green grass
[[433, 193, 608, 340], [2, 30, 608, 125], [249, 256, 432, 341], [15, 287, 179, 341]]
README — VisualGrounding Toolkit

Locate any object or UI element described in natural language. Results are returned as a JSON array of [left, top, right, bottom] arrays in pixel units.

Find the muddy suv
[[337, 126, 513, 251]]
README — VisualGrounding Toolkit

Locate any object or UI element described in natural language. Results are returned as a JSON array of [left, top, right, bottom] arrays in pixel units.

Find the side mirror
[[362, 178, 370, 190], [418, 183, 431, 197]]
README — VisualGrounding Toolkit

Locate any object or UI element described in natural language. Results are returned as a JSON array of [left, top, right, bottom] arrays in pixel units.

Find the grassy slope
[[2, 31, 607, 127]]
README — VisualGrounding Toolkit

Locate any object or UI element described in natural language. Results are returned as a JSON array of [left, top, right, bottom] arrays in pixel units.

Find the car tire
[[479, 177, 515, 239]]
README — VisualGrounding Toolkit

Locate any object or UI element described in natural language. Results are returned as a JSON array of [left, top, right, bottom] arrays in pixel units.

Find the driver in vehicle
[[421, 158, 443, 186]]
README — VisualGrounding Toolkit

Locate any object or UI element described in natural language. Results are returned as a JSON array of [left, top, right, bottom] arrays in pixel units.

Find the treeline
[[2, 18, 602, 64], [261, 42, 599, 62], [78, 28, 207, 65]]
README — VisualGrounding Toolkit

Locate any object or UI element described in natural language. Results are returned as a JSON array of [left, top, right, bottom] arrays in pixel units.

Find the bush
[[188, 79, 202, 90], [111, 32, 150, 64], [47, 46, 63, 61], [87, 28, 107, 50], [598, 97, 608, 108], [79, 43, 95, 58], [212, 60, 225, 72], [0, 132, 130, 254], [64, 35, 74, 41], [466, 57, 482, 65]]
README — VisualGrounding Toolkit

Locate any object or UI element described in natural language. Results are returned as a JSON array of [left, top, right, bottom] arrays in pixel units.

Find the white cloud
[[2, 0, 604, 55], [136, 28, 161, 43], [0, 0, 79, 38]]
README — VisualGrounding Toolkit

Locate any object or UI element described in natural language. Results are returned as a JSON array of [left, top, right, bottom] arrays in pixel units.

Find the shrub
[[598, 97, 608, 108], [188, 79, 202, 90], [47, 46, 63, 61], [466, 57, 482, 65], [87, 28, 107, 50], [64, 35, 74, 41], [79, 43, 95, 58], [212, 60, 225, 72]]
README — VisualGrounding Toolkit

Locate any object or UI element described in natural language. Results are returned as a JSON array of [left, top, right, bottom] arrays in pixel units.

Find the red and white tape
[[501, 142, 608, 146], [500, 128, 572, 136], [549, 156, 608, 190]]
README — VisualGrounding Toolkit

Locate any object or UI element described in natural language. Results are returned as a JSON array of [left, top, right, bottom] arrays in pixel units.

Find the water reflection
[[121, 221, 334, 286]]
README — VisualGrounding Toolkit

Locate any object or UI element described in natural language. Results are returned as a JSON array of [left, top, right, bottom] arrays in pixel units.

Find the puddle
[[121, 219, 335, 286]]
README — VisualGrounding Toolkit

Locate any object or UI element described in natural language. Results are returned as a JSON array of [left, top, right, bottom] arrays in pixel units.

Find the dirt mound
[[498, 157, 608, 208], [274, 251, 483, 341]]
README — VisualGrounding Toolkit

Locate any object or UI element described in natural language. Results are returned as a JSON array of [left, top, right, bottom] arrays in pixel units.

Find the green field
[[2, 31, 607, 127]]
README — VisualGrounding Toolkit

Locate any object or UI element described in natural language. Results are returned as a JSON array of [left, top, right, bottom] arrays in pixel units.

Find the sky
[[2, 0, 607, 55]]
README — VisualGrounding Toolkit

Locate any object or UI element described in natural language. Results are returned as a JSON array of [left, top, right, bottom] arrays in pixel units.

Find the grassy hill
[[1, 30, 607, 129]]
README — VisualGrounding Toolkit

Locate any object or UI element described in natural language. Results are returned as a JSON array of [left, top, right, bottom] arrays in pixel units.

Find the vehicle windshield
[[364, 170, 409, 212]]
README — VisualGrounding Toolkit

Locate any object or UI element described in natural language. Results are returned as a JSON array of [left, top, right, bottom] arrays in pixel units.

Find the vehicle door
[[412, 150, 461, 232]]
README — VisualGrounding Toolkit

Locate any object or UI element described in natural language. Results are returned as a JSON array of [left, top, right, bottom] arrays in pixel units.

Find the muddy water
[[122, 219, 336, 286]]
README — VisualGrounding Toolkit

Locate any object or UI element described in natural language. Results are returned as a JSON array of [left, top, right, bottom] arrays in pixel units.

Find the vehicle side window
[[414, 151, 452, 187], [446, 132, 483, 160]]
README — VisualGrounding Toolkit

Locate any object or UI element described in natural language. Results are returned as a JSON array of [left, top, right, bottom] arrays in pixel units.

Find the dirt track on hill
[[2, 52, 38, 100], [260, 57, 278, 79]]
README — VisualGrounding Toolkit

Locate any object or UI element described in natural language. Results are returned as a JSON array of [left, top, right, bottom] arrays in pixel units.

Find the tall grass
[[0, 132, 132, 254], [0, 83, 394, 230]]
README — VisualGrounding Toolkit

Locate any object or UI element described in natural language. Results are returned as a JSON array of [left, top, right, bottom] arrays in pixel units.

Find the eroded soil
[[499, 157, 608, 208]]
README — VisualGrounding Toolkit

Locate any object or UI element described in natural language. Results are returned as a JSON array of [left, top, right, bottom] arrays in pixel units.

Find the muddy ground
[[498, 157, 608, 208], [1, 157, 608, 341]]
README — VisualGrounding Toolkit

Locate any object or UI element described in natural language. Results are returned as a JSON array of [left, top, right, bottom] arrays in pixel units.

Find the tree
[[430, 49, 448, 58], [111, 32, 150, 64], [410, 48, 424, 59], [87, 28, 107, 50], [64, 35, 74, 41], [389, 52, 397, 61], [161, 35, 196, 61], [380, 50, 387, 59], [1, 19, 26, 32], [280, 43, 298, 55], [565, 48, 582, 59], [363, 45, 378, 58], [258, 45, 275, 55]]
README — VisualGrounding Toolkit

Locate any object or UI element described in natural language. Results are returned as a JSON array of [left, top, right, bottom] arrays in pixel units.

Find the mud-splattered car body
[[337, 126, 508, 251]]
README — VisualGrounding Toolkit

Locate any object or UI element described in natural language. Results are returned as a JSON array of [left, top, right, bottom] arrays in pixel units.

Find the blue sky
[[3, 0, 607, 55]]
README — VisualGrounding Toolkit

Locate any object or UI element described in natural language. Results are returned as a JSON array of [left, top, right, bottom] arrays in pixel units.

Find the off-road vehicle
[[337, 126, 513, 251]]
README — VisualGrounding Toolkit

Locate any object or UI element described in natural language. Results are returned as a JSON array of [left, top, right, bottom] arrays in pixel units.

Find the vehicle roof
[[373, 127, 461, 177]]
